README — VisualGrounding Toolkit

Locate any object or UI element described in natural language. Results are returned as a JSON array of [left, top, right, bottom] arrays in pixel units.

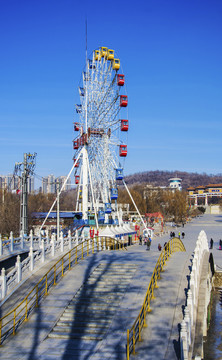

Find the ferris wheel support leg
[[122, 180, 148, 233], [86, 150, 99, 230], [40, 151, 83, 232]]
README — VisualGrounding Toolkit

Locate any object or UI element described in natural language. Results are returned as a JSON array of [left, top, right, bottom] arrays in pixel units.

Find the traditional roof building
[[187, 183, 222, 206]]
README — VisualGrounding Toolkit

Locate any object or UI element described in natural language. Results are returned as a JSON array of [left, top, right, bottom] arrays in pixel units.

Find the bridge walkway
[[0, 214, 221, 359]]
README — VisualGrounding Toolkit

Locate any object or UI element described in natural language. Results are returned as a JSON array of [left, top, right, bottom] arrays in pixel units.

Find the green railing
[[126, 237, 186, 359], [0, 236, 126, 345]]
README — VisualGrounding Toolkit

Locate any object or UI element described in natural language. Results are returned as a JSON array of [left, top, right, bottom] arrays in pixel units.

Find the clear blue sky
[[1, 0, 222, 187]]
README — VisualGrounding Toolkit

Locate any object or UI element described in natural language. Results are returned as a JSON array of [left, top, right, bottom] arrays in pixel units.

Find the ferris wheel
[[73, 46, 129, 227]]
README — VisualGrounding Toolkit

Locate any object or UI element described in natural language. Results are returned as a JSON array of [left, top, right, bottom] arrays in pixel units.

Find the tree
[[0, 190, 20, 236]]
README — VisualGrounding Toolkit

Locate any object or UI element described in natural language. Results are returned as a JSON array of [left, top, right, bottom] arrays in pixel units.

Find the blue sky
[[1, 0, 222, 188]]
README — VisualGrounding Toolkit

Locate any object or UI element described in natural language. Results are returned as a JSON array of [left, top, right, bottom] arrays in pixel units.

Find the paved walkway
[[0, 214, 221, 360]]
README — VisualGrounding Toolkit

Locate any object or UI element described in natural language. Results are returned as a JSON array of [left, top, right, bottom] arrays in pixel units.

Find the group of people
[[139, 235, 152, 250], [209, 238, 222, 250], [139, 225, 187, 252], [170, 231, 185, 239]]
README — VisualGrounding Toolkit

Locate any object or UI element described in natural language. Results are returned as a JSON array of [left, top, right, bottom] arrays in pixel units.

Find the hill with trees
[[124, 170, 222, 189]]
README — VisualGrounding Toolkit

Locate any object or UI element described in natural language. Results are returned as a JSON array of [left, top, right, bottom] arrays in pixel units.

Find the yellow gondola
[[94, 50, 101, 61], [112, 58, 120, 70], [107, 49, 114, 60], [100, 47, 108, 57]]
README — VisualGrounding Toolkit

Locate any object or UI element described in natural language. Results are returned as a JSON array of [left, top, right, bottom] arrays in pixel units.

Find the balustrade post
[[39, 233, 42, 249], [68, 230, 72, 250], [184, 307, 191, 346], [10, 231, 14, 252], [187, 289, 193, 326], [180, 320, 188, 360], [29, 246, 34, 271], [41, 239, 45, 263], [190, 273, 196, 305], [29, 229, 33, 248], [0, 234, 3, 256], [1, 268, 7, 299], [20, 230, 24, 250], [60, 231, 64, 253], [46, 229, 49, 245], [51, 234, 55, 257], [16, 255, 22, 283]]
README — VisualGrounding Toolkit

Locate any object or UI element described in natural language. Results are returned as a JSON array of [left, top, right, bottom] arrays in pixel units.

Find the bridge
[[0, 214, 221, 360]]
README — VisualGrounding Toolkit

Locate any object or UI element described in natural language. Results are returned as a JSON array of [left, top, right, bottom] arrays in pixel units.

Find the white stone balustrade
[[0, 230, 82, 302], [180, 230, 210, 360]]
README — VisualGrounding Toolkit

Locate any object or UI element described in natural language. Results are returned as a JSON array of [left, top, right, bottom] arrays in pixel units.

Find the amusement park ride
[[73, 46, 129, 228], [41, 46, 147, 234]]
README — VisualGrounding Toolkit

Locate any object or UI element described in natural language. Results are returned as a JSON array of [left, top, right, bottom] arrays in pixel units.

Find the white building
[[168, 178, 182, 191]]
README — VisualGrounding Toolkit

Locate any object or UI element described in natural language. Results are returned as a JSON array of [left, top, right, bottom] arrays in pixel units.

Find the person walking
[[146, 237, 151, 250], [219, 239, 222, 250], [139, 235, 142, 245], [210, 238, 214, 249], [178, 232, 181, 239], [182, 232, 185, 239], [158, 243, 162, 251]]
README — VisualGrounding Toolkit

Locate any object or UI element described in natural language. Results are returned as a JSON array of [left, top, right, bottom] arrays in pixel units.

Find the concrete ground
[[0, 214, 221, 360]]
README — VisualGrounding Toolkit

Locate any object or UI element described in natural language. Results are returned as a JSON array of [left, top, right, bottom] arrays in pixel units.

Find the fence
[[0, 229, 79, 258], [0, 229, 81, 301], [180, 230, 211, 360], [0, 236, 126, 345], [126, 237, 186, 359]]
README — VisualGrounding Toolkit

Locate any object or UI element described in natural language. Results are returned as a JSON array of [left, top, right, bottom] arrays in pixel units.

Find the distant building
[[0, 174, 34, 193], [187, 183, 222, 206], [42, 175, 56, 194], [42, 175, 71, 194], [143, 178, 182, 199], [168, 178, 182, 191], [57, 176, 71, 192]]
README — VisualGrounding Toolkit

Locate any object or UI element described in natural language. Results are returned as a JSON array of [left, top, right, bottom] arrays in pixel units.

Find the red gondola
[[73, 159, 79, 167], [120, 95, 128, 107], [121, 119, 129, 131], [117, 74, 125, 86], [74, 122, 80, 131], [119, 145, 127, 157], [73, 140, 79, 150], [75, 175, 80, 184]]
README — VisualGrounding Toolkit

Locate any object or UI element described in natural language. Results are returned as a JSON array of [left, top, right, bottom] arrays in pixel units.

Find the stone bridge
[[0, 214, 221, 360]]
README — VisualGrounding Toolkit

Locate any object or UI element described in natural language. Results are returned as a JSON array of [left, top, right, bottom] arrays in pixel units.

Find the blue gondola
[[115, 168, 123, 180], [98, 210, 105, 223], [105, 203, 112, 214], [75, 104, 82, 113], [88, 60, 96, 69], [83, 72, 90, 81], [79, 87, 85, 96], [110, 188, 118, 200]]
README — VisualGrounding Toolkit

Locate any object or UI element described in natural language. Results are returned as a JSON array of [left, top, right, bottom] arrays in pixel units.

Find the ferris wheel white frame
[[39, 47, 148, 235], [73, 46, 129, 227]]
